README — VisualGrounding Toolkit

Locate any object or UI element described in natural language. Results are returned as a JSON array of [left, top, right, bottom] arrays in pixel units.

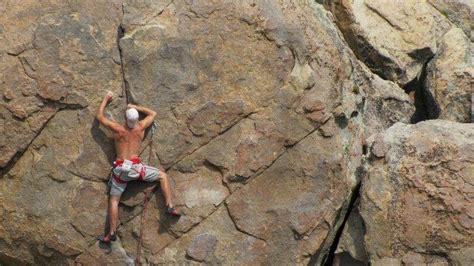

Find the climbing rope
[[135, 121, 158, 264]]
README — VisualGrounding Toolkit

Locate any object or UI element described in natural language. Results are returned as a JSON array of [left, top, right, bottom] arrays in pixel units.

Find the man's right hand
[[105, 91, 113, 102]]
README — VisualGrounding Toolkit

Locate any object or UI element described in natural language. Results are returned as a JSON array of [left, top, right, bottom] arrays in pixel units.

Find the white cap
[[125, 108, 139, 128]]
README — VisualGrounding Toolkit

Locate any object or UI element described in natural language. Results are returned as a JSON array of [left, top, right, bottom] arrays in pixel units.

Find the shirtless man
[[96, 91, 180, 243]]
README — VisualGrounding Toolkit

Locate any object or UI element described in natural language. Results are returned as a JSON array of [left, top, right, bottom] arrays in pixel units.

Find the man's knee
[[109, 195, 121, 205]]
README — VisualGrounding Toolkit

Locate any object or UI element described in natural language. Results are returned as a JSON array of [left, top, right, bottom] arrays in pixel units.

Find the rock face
[[428, 0, 473, 40], [321, 0, 452, 85], [0, 0, 124, 169], [425, 28, 473, 123], [117, 1, 385, 264], [362, 121, 474, 265], [333, 199, 368, 266], [0, 1, 124, 264], [0, 0, 470, 265]]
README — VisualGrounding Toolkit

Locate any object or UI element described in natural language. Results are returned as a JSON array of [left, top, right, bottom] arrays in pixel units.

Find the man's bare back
[[113, 125, 145, 160]]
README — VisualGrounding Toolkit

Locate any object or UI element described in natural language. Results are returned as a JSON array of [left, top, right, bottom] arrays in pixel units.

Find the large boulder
[[0, 0, 415, 264], [320, 0, 452, 85], [425, 28, 473, 122], [362, 120, 474, 265], [113, 0, 413, 264]]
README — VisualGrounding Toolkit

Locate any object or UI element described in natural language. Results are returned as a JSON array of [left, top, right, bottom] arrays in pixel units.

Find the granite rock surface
[[0, 0, 471, 265]]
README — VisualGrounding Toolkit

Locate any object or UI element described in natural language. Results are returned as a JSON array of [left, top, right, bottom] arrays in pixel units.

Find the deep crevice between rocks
[[117, 4, 134, 105], [321, 181, 362, 266], [403, 58, 440, 123]]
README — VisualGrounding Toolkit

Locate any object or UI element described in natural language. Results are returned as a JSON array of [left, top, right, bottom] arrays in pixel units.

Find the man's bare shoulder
[[110, 122, 126, 134]]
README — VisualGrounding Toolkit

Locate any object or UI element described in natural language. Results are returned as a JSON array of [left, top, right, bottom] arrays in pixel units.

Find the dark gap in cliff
[[117, 24, 133, 104], [405, 59, 440, 123], [317, 1, 401, 84], [332, 252, 367, 266], [322, 182, 362, 266], [335, 113, 348, 129]]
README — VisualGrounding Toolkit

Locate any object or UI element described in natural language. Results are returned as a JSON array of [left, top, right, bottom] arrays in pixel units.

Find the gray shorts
[[109, 161, 162, 196]]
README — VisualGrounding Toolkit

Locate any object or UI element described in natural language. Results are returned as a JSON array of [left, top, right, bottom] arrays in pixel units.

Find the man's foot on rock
[[98, 232, 116, 254], [98, 232, 117, 244], [166, 206, 181, 217]]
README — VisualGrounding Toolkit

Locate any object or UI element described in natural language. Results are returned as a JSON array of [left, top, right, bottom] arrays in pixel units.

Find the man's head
[[125, 108, 139, 128]]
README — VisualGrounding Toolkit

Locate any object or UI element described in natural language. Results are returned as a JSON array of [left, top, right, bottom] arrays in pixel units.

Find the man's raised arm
[[128, 104, 156, 129], [96, 91, 122, 132]]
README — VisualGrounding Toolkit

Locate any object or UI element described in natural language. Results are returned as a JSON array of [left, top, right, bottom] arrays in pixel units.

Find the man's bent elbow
[[96, 114, 106, 125]]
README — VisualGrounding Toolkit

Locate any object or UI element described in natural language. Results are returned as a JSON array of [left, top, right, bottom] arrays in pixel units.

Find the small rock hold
[[319, 117, 336, 137], [371, 134, 386, 158], [306, 110, 330, 123], [301, 95, 325, 113]]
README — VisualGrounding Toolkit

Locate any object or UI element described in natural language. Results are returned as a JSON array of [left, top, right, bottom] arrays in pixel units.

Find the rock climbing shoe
[[166, 207, 181, 217]]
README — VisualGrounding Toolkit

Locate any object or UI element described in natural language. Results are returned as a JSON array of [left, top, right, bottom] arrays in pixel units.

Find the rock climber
[[96, 91, 180, 244]]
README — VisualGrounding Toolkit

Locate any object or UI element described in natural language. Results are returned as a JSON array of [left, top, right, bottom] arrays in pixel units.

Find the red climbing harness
[[111, 158, 145, 183], [113, 157, 141, 165]]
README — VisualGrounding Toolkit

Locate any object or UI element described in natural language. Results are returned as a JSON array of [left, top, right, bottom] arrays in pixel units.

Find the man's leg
[[102, 179, 126, 242], [159, 172, 181, 216], [108, 195, 120, 237], [142, 165, 180, 216], [159, 172, 173, 208]]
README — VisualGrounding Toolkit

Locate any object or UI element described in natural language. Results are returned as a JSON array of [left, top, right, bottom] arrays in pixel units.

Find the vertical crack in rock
[[117, 5, 133, 104], [314, 182, 362, 266], [405, 58, 440, 123]]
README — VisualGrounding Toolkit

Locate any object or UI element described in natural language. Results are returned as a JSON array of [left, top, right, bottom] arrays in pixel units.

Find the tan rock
[[0, 0, 123, 168], [75, 237, 135, 265], [150, 207, 269, 265], [427, 0, 473, 40], [322, 0, 452, 85], [361, 120, 474, 263], [0, 110, 118, 263], [0, 0, 417, 264], [333, 199, 368, 265], [425, 27, 473, 122], [116, 0, 414, 263]]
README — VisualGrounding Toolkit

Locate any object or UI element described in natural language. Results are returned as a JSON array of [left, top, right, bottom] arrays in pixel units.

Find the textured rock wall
[[0, 0, 471, 265], [363, 121, 474, 265]]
